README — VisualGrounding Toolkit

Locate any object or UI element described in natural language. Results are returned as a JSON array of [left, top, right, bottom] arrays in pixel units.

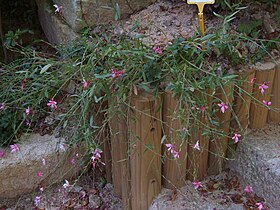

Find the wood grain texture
[[129, 92, 162, 210], [109, 98, 129, 205], [208, 83, 234, 175], [250, 62, 276, 129], [231, 68, 255, 131], [162, 91, 187, 188], [187, 90, 212, 181], [268, 59, 280, 124]]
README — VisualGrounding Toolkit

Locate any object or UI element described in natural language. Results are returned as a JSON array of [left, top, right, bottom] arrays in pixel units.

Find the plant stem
[[0, 8, 8, 63]]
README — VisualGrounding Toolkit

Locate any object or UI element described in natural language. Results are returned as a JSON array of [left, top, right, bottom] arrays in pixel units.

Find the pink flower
[[165, 143, 175, 153], [217, 102, 228, 113], [42, 158, 46, 166], [92, 148, 105, 168], [195, 45, 202, 50], [153, 46, 163, 54], [75, 153, 79, 158], [200, 106, 206, 116], [259, 83, 269, 95], [10, 144, 19, 153], [112, 69, 124, 78], [25, 107, 31, 115], [40, 187, 44, 192], [256, 202, 264, 210], [25, 119, 31, 126], [192, 181, 202, 190], [47, 99, 57, 110], [63, 179, 70, 189], [172, 150, 180, 159], [244, 185, 253, 193], [59, 143, 67, 152], [263, 100, 272, 107], [165, 143, 180, 159], [37, 171, 43, 177], [0, 149, 6, 158], [70, 158, 76, 165], [232, 133, 241, 144], [34, 196, 42, 207], [193, 141, 200, 151], [53, 4, 62, 14], [250, 77, 256, 83], [83, 81, 89, 89], [182, 127, 188, 132], [0, 102, 5, 110]]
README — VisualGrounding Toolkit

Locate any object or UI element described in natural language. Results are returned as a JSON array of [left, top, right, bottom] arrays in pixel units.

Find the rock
[[263, 15, 276, 34], [0, 134, 81, 198], [227, 125, 280, 209], [70, 185, 83, 193], [36, 0, 78, 45], [88, 194, 102, 209], [46, 0, 155, 33]]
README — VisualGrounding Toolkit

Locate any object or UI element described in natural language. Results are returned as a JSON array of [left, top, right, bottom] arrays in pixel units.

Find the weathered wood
[[103, 128, 112, 183], [129, 92, 162, 210], [187, 117, 210, 181], [250, 62, 276, 129], [109, 100, 126, 196], [268, 59, 280, 123], [94, 101, 112, 184], [231, 68, 256, 131], [208, 83, 234, 175], [187, 90, 212, 181], [109, 98, 131, 209], [162, 91, 187, 188]]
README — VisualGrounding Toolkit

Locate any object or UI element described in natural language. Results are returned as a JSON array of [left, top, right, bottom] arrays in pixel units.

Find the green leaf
[[115, 3, 121, 21], [40, 64, 52, 74], [90, 115, 94, 127], [63, 120, 68, 128], [95, 74, 112, 79]]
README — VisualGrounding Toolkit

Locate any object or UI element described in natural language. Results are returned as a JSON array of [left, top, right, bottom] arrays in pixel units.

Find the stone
[[36, 0, 78, 45], [82, 0, 156, 29], [0, 134, 81, 198], [45, 0, 155, 33], [54, 0, 84, 32], [227, 125, 280, 209]]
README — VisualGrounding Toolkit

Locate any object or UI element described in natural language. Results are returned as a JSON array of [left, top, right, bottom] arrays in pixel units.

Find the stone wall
[[0, 134, 81, 198], [37, 0, 156, 44]]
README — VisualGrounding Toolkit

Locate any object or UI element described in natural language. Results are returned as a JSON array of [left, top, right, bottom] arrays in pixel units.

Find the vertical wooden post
[[268, 59, 280, 123], [162, 91, 187, 189], [208, 82, 234, 175], [231, 68, 255, 131], [109, 98, 131, 209], [187, 117, 210, 181], [187, 90, 212, 181], [250, 62, 276, 129], [129, 92, 162, 210], [103, 126, 112, 184], [95, 101, 112, 184]]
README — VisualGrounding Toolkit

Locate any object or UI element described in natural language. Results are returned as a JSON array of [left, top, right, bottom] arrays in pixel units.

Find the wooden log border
[[108, 59, 280, 209]]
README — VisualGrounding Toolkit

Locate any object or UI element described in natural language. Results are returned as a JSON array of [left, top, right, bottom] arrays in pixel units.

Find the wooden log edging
[[129, 92, 162, 210], [268, 59, 280, 124], [249, 62, 276, 129], [108, 59, 280, 209], [231, 67, 256, 131], [162, 91, 187, 189], [187, 90, 212, 181], [208, 82, 234, 175], [109, 98, 130, 209]]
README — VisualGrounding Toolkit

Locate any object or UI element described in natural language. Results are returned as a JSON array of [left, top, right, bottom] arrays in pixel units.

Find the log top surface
[[255, 62, 276, 71]]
